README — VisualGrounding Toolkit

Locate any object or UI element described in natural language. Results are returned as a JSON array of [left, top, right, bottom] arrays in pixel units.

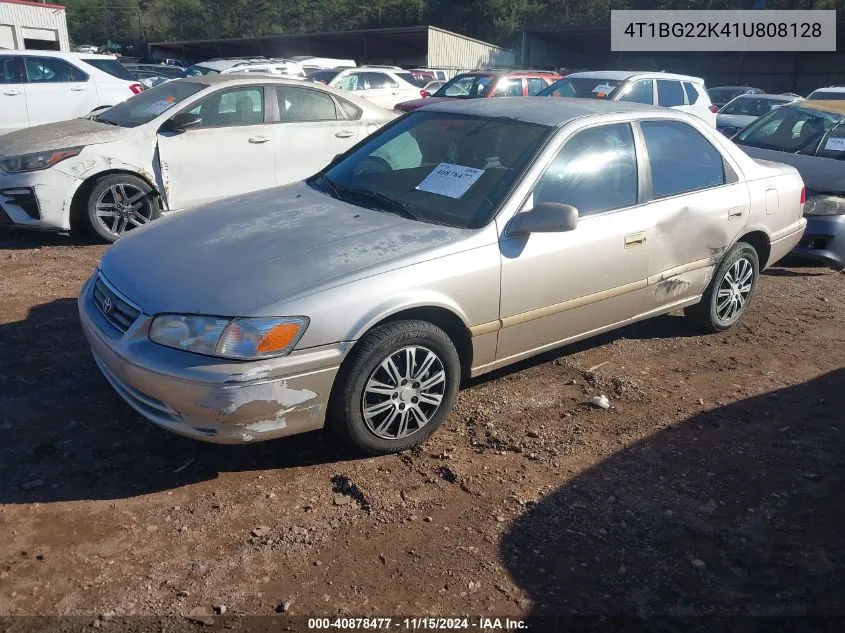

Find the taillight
[[129, 83, 145, 95], [709, 104, 718, 113], [800, 186, 806, 205], [420, 90, 428, 98]]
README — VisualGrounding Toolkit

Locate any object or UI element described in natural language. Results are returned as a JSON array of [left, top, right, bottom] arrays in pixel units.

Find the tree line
[[64, 0, 842, 55]]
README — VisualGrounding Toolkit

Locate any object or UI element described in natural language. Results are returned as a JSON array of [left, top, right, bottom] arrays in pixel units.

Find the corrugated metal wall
[[427, 27, 515, 74], [0, 1, 69, 51]]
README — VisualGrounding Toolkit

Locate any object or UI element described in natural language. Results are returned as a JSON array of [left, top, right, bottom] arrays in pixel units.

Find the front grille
[[92, 275, 141, 333]]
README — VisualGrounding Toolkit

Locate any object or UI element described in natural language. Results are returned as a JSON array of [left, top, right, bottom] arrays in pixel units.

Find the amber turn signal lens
[[256, 322, 302, 353]]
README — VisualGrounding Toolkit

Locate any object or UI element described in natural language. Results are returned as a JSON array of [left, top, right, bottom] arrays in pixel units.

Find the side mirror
[[509, 202, 579, 235], [162, 112, 201, 133]]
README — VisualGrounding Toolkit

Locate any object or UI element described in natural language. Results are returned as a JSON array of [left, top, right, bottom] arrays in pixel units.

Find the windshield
[[95, 80, 206, 128], [82, 58, 136, 81], [537, 77, 623, 99], [709, 88, 747, 103], [807, 90, 845, 101], [396, 72, 425, 87], [184, 64, 218, 76], [433, 74, 494, 99], [734, 105, 843, 155], [310, 112, 552, 228], [720, 97, 789, 116]]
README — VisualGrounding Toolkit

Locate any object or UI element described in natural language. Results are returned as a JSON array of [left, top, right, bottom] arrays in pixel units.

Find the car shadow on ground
[[501, 368, 845, 620], [0, 228, 103, 250]]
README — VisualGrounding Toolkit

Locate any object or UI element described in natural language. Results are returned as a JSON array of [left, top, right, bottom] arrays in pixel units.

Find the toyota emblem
[[102, 296, 113, 315]]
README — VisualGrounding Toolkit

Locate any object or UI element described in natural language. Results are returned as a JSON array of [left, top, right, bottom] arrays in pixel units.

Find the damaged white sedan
[[0, 76, 395, 242]]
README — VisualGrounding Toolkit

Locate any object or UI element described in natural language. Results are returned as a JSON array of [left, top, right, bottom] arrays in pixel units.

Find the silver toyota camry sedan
[[78, 98, 807, 455]]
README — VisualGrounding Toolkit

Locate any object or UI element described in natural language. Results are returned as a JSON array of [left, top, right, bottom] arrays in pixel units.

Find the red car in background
[[394, 69, 562, 112]]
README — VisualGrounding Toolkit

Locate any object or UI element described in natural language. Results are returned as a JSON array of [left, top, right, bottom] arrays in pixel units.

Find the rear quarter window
[[683, 82, 701, 104], [83, 58, 136, 81]]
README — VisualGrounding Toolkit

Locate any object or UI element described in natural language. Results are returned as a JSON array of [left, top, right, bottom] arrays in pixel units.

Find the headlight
[[0, 147, 83, 173], [804, 194, 845, 216], [149, 315, 309, 360]]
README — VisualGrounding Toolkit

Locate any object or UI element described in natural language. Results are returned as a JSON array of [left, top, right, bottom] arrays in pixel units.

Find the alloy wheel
[[361, 345, 447, 440], [715, 257, 754, 323], [94, 183, 153, 238]]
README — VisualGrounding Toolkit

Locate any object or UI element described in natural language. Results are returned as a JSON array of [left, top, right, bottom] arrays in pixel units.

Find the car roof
[[3, 50, 118, 61], [419, 96, 666, 126], [732, 93, 796, 101], [793, 100, 845, 116], [711, 85, 759, 90], [809, 86, 845, 93], [565, 70, 704, 83]]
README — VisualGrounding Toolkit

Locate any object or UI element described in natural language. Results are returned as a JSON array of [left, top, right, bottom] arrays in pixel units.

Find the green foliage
[[62, 0, 843, 52]]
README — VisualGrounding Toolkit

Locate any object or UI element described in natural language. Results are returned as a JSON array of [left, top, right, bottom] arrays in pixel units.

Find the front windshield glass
[[720, 97, 789, 116], [433, 74, 494, 98], [734, 105, 843, 155], [311, 112, 553, 229], [807, 90, 845, 100], [537, 77, 623, 99], [184, 64, 218, 76], [96, 80, 206, 128]]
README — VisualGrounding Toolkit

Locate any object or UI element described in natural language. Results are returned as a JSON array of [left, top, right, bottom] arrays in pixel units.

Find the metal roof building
[[149, 25, 515, 72], [522, 17, 845, 96], [0, 0, 69, 51]]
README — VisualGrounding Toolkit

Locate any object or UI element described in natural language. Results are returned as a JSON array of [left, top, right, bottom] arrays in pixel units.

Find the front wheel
[[685, 241, 759, 332], [328, 320, 461, 455], [85, 174, 161, 243]]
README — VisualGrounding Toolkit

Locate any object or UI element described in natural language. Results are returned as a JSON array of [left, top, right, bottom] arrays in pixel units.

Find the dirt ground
[[0, 228, 843, 625]]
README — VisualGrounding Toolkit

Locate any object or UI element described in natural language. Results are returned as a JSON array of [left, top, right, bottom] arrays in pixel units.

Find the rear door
[[22, 56, 98, 126], [156, 84, 276, 210], [362, 72, 403, 108], [526, 77, 548, 96], [271, 84, 361, 184], [635, 118, 748, 312], [0, 55, 28, 133], [491, 77, 523, 97]]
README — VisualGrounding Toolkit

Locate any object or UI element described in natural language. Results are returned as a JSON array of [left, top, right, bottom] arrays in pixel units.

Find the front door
[[636, 119, 748, 310], [0, 55, 28, 133], [497, 122, 651, 363], [156, 85, 276, 210], [271, 85, 362, 184], [22, 56, 98, 126]]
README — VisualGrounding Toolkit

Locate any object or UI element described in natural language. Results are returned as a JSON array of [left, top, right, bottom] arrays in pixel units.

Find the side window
[[527, 77, 547, 96], [276, 86, 338, 121], [24, 57, 75, 83], [534, 123, 638, 216], [493, 78, 522, 97], [641, 120, 725, 198], [618, 80, 654, 105], [656, 80, 685, 107], [338, 98, 362, 120], [336, 73, 364, 91], [682, 82, 700, 104], [0, 56, 24, 84], [365, 72, 398, 89], [69, 63, 88, 82], [187, 87, 264, 128]]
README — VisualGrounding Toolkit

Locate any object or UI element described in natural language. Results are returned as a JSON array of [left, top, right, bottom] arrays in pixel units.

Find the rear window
[[396, 72, 425, 87], [184, 64, 219, 76], [83, 58, 136, 81]]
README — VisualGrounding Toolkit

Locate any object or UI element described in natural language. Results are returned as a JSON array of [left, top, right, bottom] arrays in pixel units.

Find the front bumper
[[0, 168, 79, 231], [791, 214, 845, 269], [77, 273, 343, 444]]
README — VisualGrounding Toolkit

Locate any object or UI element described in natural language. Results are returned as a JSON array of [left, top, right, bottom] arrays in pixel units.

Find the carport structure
[[149, 25, 514, 73]]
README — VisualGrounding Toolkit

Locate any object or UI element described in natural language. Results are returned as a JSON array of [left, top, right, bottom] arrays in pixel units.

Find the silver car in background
[[78, 98, 806, 455], [717, 93, 802, 138]]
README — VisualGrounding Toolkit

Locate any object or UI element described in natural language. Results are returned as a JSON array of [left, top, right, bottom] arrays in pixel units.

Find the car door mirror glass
[[162, 112, 202, 133], [509, 202, 579, 235]]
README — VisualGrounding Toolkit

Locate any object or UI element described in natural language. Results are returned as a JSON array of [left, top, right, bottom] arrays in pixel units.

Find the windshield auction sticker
[[611, 10, 835, 51], [416, 163, 484, 199], [824, 137, 845, 152]]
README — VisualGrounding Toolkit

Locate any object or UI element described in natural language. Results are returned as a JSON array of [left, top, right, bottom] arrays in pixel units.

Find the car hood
[[397, 96, 454, 111], [717, 114, 756, 130], [99, 182, 467, 316], [738, 145, 845, 194], [0, 119, 130, 158]]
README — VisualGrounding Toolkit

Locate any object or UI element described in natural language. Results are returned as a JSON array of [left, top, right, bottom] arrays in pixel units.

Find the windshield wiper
[[95, 116, 119, 126], [335, 186, 420, 221]]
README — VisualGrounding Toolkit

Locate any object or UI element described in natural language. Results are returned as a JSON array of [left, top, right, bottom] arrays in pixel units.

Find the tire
[[685, 241, 759, 333], [328, 320, 461, 455], [84, 174, 161, 243]]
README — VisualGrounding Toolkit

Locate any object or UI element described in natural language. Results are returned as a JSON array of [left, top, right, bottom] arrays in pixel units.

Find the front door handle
[[3, 90, 21, 96], [728, 206, 745, 220], [248, 136, 270, 144], [335, 130, 354, 138], [70, 86, 88, 92], [624, 232, 647, 247]]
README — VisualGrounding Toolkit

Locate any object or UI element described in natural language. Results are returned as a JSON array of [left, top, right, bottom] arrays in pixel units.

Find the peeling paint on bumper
[[77, 275, 341, 445], [0, 168, 80, 231]]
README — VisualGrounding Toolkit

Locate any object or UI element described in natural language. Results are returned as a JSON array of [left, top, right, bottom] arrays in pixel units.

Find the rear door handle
[[335, 130, 354, 138], [624, 232, 647, 247], [728, 206, 745, 220], [3, 90, 21, 96], [70, 86, 88, 92], [248, 136, 270, 144]]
